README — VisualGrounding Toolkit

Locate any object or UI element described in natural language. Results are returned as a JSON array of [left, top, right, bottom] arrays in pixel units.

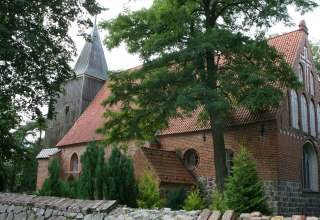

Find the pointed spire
[[73, 17, 108, 81]]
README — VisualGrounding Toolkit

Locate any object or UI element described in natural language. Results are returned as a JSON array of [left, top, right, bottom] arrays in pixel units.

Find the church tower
[[44, 22, 108, 148]]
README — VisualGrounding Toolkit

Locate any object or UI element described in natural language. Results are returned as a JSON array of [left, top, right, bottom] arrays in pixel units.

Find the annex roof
[[36, 148, 60, 159], [141, 147, 195, 185], [56, 24, 305, 146], [73, 21, 108, 81]]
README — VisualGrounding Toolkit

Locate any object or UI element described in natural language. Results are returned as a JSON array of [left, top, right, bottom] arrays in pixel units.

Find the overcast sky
[[70, 1, 320, 71]]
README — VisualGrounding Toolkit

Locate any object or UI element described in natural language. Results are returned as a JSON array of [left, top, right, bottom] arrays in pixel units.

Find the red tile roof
[[57, 27, 304, 146], [159, 107, 276, 135], [141, 147, 195, 185], [268, 30, 302, 66]]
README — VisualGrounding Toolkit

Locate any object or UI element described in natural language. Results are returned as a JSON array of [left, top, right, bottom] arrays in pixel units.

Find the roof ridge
[[267, 29, 300, 41]]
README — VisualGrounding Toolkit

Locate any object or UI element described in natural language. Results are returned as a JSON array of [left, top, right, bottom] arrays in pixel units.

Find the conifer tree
[[100, 0, 317, 192], [137, 170, 162, 209], [78, 141, 105, 200], [104, 146, 137, 207], [224, 145, 272, 215], [182, 187, 205, 211], [38, 158, 68, 197]]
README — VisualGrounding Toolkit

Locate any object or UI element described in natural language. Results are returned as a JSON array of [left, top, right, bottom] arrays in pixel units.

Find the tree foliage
[[78, 141, 105, 200], [0, 0, 103, 163], [0, 120, 45, 193], [105, 146, 137, 207], [224, 145, 272, 215], [137, 169, 162, 209], [38, 158, 69, 197], [310, 40, 320, 74], [100, 0, 317, 191]]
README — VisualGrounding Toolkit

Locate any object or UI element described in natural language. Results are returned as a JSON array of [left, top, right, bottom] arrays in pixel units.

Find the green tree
[[224, 146, 272, 215], [105, 146, 137, 207], [183, 187, 205, 211], [78, 141, 105, 200], [0, 0, 103, 164], [137, 170, 162, 209], [310, 40, 320, 74], [38, 158, 68, 197], [0, 120, 45, 193], [100, 0, 317, 191]]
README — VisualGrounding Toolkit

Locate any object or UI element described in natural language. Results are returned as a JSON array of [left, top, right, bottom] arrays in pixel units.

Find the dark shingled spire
[[73, 18, 108, 81]]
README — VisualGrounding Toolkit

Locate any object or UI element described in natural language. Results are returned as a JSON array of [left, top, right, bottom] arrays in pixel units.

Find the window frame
[[70, 153, 79, 172], [302, 142, 319, 191], [301, 94, 308, 133], [184, 149, 200, 170]]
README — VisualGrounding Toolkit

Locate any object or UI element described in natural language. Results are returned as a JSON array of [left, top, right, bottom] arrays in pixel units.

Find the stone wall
[[1, 193, 320, 220], [0, 193, 200, 220], [264, 180, 320, 216]]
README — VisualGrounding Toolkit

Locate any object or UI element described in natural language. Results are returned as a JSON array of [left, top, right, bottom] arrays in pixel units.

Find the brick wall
[[59, 144, 87, 180], [36, 159, 50, 190], [36, 152, 61, 190], [158, 120, 279, 182]]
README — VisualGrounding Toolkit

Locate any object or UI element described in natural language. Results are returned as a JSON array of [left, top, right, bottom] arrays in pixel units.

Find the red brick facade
[[37, 21, 320, 215]]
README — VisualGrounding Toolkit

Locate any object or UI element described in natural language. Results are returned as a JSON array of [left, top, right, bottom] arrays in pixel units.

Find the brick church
[[36, 20, 320, 215]]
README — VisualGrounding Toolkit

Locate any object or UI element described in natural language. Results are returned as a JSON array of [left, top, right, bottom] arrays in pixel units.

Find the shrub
[[164, 186, 187, 210], [183, 186, 205, 211], [38, 158, 69, 197], [66, 179, 79, 199], [224, 145, 272, 215], [77, 141, 105, 200], [137, 170, 162, 209], [105, 146, 137, 207], [210, 190, 228, 212]]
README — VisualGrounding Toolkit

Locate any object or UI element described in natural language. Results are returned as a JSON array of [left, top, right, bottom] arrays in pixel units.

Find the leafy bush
[[105, 146, 137, 207], [38, 158, 69, 197], [164, 186, 187, 210], [137, 170, 162, 209], [183, 186, 205, 211], [210, 190, 228, 212], [224, 145, 272, 215]]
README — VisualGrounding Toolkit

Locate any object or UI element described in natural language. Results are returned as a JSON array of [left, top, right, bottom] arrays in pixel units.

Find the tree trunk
[[208, 110, 227, 192]]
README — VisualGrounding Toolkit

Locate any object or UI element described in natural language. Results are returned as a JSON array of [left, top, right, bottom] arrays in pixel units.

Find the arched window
[[304, 65, 309, 92], [317, 103, 320, 138], [290, 90, 299, 129], [301, 94, 308, 133], [310, 101, 316, 136], [310, 72, 314, 96], [70, 153, 78, 172], [225, 149, 234, 176], [302, 142, 318, 191], [298, 64, 303, 82]]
